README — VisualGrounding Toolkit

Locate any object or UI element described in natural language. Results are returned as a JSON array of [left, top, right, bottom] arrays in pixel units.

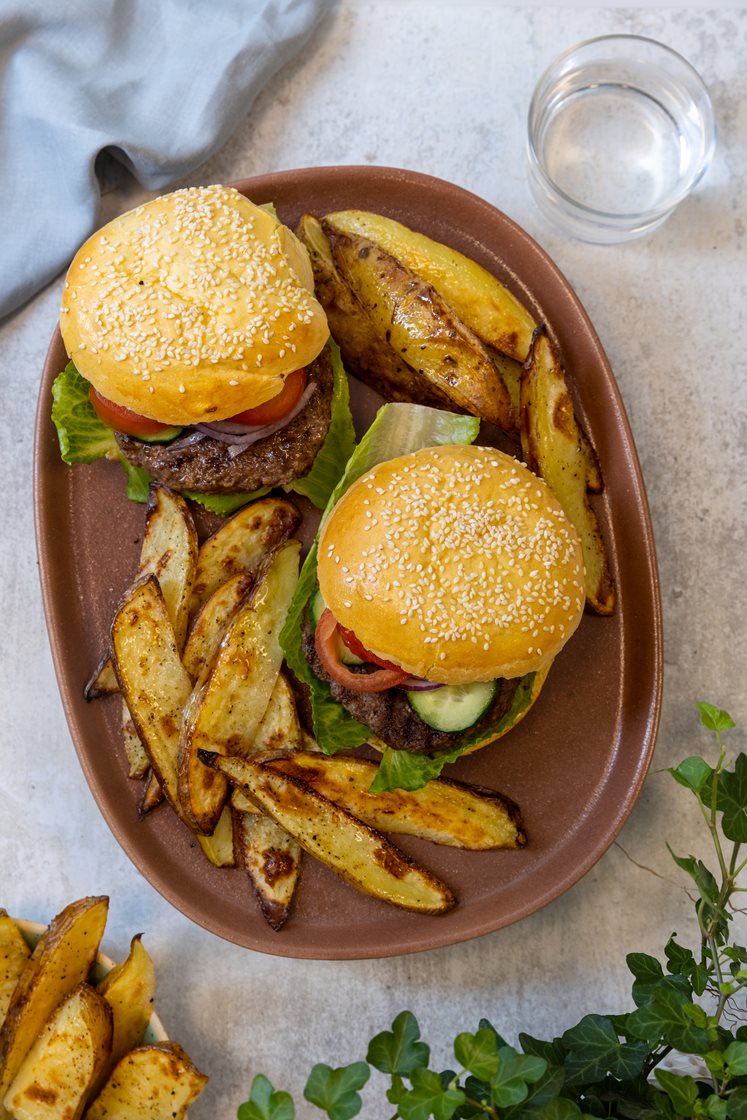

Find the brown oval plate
[[34, 166, 662, 959]]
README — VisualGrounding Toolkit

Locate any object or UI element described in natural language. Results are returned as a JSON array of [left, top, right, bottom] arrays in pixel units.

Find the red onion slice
[[195, 383, 317, 457], [398, 677, 444, 692]]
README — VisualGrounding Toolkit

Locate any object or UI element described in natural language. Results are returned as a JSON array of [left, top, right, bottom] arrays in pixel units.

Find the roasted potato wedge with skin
[[196, 804, 236, 868], [324, 209, 537, 362], [204, 754, 455, 914], [188, 496, 300, 617], [252, 671, 303, 755], [233, 808, 302, 931], [95, 936, 155, 1077], [86, 484, 198, 702], [520, 329, 615, 615], [3, 984, 112, 1120], [296, 214, 457, 411], [83, 654, 119, 702], [0, 896, 109, 1103], [178, 540, 301, 835], [122, 700, 149, 781], [110, 577, 193, 824], [84, 1042, 207, 1120], [326, 227, 515, 430], [182, 571, 254, 685], [137, 771, 164, 818], [231, 671, 305, 926], [265, 752, 526, 850], [0, 915, 30, 1024], [136, 485, 198, 652]]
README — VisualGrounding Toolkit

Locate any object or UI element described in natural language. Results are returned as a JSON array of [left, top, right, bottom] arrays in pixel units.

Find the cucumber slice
[[135, 425, 183, 444], [407, 680, 497, 733], [310, 588, 363, 666]]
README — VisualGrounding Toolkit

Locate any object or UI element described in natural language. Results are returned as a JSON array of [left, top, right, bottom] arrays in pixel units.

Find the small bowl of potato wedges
[[0, 896, 207, 1119]]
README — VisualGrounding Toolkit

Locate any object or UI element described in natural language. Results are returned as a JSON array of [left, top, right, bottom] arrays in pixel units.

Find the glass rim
[[526, 33, 717, 229]]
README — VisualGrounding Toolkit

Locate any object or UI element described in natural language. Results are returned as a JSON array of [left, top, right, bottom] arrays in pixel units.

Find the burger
[[55, 184, 339, 497], [300, 443, 585, 770]]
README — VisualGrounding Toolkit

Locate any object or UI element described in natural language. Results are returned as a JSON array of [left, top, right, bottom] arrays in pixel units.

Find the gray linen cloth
[[0, 0, 325, 318]]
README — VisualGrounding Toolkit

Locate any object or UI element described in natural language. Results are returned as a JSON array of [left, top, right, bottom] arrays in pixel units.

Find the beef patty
[[302, 617, 519, 755], [115, 345, 334, 494]]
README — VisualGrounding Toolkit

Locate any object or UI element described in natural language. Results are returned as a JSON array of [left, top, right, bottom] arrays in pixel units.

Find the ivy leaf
[[654, 1070, 699, 1115], [491, 1047, 547, 1107], [454, 1028, 499, 1080], [724, 1041, 747, 1077], [708, 1095, 729, 1120], [727, 1087, 747, 1120], [518, 1034, 568, 1066], [397, 1067, 465, 1120], [664, 937, 709, 996], [698, 703, 735, 732], [628, 953, 666, 1007], [478, 1018, 510, 1048], [367, 1012, 430, 1076], [508, 1064, 567, 1117], [238, 1075, 295, 1120], [716, 755, 747, 842], [303, 1062, 369, 1120], [562, 1015, 648, 1084], [669, 757, 713, 796], [535, 1100, 585, 1120], [627, 983, 711, 1052], [667, 850, 720, 915]]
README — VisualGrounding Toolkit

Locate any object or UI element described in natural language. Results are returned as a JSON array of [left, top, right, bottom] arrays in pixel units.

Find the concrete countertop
[[1, 4, 745, 1116]]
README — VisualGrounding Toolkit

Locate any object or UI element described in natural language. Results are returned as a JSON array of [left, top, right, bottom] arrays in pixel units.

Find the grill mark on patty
[[302, 617, 519, 755], [115, 345, 334, 494]]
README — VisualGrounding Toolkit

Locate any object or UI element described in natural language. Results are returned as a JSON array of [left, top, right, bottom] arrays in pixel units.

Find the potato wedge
[[265, 752, 526, 850], [233, 808, 302, 931], [325, 227, 514, 430], [136, 485, 198, 652], [83, 654, 119, 701], [122, 699, 150, 781], [296, 214, 457, 411], [137, 771, 164, 818], [178, 540, 301, 834], [196, 804, 236, 868], [95, 936, 155, 1075], [86, 484, 198, 704], [189, 496, 300, 617], [324, 209, 537, 361], [3, 984, 112, 1120], [206, 755, 455, 913], [182, 571, 254, 685], [0, 915, 30, 1024], [110, 576, 193, 823], [0, 896, 109, 1102], [520, 329, 615, 615], [84, 1042, 207, 1120]]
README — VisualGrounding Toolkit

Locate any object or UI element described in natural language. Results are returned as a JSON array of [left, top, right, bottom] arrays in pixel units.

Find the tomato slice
[[337, 624, 405, 672], [230, 367, 307, 426], [89, 388, 178, 439], [315, 610, 408, 693]]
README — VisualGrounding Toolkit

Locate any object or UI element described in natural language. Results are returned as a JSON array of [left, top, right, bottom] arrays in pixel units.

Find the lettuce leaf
[[285, 341, 356, 510], [279, 402, 486, 789], [52, 362, 154, 502], [52, 361, 119, 464]]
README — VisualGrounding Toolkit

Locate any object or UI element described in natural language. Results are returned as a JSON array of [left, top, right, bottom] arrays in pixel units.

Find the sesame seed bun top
[[317, 445, 585, 685], [59, 185, 329, 425]]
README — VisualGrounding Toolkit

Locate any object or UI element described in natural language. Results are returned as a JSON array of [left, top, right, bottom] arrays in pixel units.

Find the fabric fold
[[0, 0, 325, 318]]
